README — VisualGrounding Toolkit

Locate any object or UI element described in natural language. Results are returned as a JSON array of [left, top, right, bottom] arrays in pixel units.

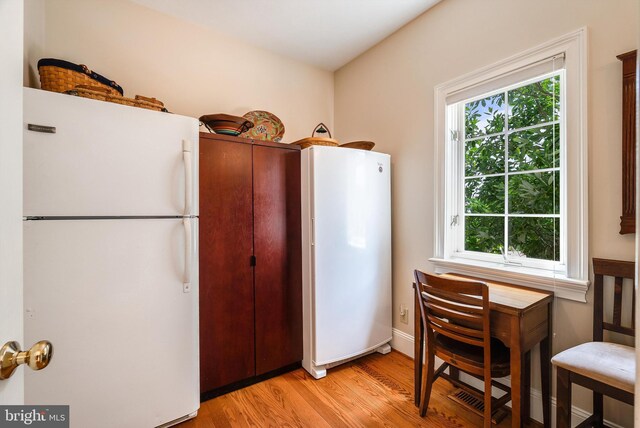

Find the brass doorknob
[[0, 340, 53, 380]]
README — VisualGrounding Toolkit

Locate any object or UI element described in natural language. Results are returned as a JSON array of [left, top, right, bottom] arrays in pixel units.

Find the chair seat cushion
[[435, 334, 510, 377], [551, 342, 635, 394]]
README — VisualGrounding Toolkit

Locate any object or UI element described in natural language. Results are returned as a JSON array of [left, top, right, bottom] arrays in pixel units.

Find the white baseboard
[[390, 327, 415, 356], [390, 328, 624, 428]]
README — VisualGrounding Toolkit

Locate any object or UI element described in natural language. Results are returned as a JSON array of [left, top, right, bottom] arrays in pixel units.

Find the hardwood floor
[[181, 351, 540, 427]]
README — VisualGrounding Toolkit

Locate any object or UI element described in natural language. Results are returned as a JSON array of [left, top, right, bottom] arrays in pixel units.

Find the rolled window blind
[[446, 54, 565, 105]]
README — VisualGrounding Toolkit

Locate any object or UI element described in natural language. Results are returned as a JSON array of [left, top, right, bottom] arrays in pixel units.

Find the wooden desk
[[413, 274, 553, 427]]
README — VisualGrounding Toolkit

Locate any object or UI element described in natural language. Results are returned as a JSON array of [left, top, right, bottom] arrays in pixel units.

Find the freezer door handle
[[183, 217, 193, 293], [311, 217, 315, 246], [183, 139, 193, 216]]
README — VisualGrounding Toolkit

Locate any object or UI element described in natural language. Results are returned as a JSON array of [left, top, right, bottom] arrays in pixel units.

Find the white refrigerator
[[23, 88, 200, 428], [301, 146, 392, 379]]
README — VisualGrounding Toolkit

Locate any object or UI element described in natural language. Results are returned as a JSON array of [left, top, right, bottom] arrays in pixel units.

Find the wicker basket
[[340, 141, 375, 151], [66, 85, 166, 112], [38, 58, 123, 96], [290, 137, 340, 149]]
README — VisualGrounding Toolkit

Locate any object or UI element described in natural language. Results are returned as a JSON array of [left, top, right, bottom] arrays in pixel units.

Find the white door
[[311, 147, 392, 364], [23, 218, 199, 427], [0, 0, 25, 404], [23, 88, 199, 217]]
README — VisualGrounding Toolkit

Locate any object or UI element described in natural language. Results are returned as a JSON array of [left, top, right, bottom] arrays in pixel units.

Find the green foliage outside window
[[462, 75, 561, 261]]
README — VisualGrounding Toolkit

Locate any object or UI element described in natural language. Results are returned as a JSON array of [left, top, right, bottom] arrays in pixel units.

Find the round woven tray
[[290, 137, 339, 149], [66, 85, 166, 112], [340, 141, 375, 151]]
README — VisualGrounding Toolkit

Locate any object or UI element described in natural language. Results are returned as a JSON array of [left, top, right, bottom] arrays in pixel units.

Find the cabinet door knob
[[0, 340, 53, 380]]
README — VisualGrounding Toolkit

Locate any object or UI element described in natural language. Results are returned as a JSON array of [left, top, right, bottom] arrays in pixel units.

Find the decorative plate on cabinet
[[239, 110, 285, 142]]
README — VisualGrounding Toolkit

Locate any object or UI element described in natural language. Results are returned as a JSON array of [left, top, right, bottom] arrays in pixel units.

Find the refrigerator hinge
[[250, 255, 256, 267]]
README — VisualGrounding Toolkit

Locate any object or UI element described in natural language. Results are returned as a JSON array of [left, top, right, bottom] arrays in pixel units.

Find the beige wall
[[25, 0, 334, 142], [334, 0, 637, 424]]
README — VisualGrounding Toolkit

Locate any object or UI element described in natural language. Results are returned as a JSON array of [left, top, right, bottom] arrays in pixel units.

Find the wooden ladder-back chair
[[414, 270, 511, 427], [552, 258, 635, 427]]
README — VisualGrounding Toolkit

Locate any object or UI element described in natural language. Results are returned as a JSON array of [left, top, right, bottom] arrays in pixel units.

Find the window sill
[[429, 257, 589, 302]]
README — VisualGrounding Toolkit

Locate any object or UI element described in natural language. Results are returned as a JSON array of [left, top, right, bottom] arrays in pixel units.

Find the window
[[432, 29, 588, 301], [453, 73, 562, 269]]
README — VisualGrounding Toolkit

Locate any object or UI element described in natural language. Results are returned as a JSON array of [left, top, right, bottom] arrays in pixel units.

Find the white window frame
[[452, 72, 565, 270], [431, 28, 588, 302]]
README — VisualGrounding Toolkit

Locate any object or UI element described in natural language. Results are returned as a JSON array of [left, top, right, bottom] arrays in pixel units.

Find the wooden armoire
[[199, 133, 302, 397]]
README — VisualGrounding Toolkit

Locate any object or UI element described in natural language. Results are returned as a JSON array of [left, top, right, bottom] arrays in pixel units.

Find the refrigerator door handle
[[311, 217, 315, 246], [183, 139, 193, 216], [183, 217, 193, 293]]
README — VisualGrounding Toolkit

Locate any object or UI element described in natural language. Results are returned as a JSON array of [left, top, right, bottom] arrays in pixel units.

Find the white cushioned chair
[[551, 258, 635, 427]]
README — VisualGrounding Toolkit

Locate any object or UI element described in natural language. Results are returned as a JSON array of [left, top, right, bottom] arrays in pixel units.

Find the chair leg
[[449, 366, 459, 381], [556, 367, 572, 428], [483, 377, 492, 428], [419, 349, 435, 417], [414, 303, 424, 407], [593, 392, 604, 427]]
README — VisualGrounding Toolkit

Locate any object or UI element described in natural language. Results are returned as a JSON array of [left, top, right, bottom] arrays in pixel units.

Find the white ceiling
[[130, 0, 441, 71]]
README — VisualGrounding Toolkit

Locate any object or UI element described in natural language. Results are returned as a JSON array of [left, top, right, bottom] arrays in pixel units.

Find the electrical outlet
[[399, 304, 408, 324]]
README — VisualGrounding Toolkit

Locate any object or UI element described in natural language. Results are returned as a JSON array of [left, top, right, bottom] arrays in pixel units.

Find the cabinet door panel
[[199, 138, 254, 392], [617, 50, 636, 234], [253, 146, 302, 375]]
